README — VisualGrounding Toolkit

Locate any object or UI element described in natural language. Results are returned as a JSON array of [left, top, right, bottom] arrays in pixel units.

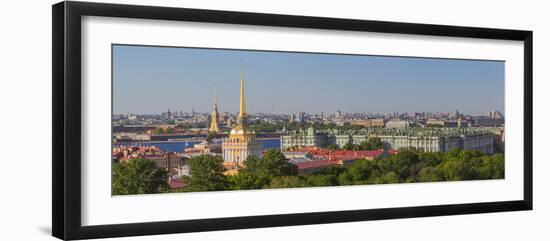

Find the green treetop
[[184, 155, 228, 192], [112, 158, 169, 195]]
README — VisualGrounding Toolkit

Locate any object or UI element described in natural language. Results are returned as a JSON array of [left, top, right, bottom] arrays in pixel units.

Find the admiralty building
[[221, 68, 263, 166]]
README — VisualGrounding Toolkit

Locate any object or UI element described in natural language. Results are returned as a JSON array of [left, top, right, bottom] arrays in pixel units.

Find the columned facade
[[281, 127, 495, 154]]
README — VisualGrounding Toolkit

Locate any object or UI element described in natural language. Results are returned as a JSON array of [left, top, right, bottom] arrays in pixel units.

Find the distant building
[[475, 117, 504, 126], [184, 141, 221, 158], [377, 133, 492, 153], [335, 110, 342, 119], [386, 120, 416, 128], [293, 112, 306, 123], [351, 118, 385, 128], [350, 119, 370, 127], [492, 128, 505, 153], [488, 111, 504, 119], [426, 119, 464, 128], [281, 126, 333, 149], [113, 132, 151, 142], [226, 118, 233, 128], [162, 109, 172, 120], [427, 119, 449, 127], [470, 110, 504, 127], [371, 118, 385, 127], [281, 127, 495, 154]]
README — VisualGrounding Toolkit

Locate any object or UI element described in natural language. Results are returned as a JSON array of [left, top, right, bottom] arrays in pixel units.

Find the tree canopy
[[112, 158, 169, 195], [327, 148, 504, 185], [360, 137, 384, 150], [184, 155, 229, 192], [229, 150, 298, 189], [342, 137, 385, 151], [179, 148, 504, 192]]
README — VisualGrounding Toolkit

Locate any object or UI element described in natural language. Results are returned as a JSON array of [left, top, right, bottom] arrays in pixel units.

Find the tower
[[222, 67, 263, 166], [456, 110, 462, 128], [238, 69, 247, 125], [209, 84, 220, 133]]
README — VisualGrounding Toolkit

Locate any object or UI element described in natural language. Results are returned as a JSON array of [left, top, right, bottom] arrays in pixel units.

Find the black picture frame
[[52, 1, 533, 240]]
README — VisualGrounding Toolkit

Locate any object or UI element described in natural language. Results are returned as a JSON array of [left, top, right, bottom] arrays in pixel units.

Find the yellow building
[[371, 118, 385, 127], [209, 97, 220, 133], [221, 68, 263, 166], [350, 118, 385, 128]]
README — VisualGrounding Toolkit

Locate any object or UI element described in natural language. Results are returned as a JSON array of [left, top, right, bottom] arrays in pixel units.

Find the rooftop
[[295, 159, 337, 170], [283, 126, 498, 138]]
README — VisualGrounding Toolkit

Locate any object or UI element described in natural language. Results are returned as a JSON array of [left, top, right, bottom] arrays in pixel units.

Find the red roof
[[112, 152, 124, 158], [307, 149, 386, 161], [292, 147, 385, 158], [291, 147, 397, 171], [327, 150, 384, 157], [296, 159, 337, 170]]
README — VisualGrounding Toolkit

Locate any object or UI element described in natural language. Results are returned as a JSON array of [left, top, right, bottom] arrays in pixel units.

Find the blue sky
[[113, 45, 504, 115]]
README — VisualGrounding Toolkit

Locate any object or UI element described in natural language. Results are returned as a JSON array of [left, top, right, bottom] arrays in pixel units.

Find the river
[[121, 138, 280, 153]]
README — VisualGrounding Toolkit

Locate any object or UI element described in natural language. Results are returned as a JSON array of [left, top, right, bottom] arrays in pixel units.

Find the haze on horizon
[[113, 45, 505, 116]]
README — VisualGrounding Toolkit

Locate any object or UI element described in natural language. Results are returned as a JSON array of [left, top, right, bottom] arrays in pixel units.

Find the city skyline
[[113, 45, 505, 115], [115, 109, 500, 117]]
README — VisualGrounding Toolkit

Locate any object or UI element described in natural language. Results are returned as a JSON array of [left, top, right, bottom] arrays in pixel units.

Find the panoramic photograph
[[111, 45, 505, 195]]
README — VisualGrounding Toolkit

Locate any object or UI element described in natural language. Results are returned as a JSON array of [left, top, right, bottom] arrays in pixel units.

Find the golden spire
[[214, 81, 219, 110], [239, 65, 247, 118]]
